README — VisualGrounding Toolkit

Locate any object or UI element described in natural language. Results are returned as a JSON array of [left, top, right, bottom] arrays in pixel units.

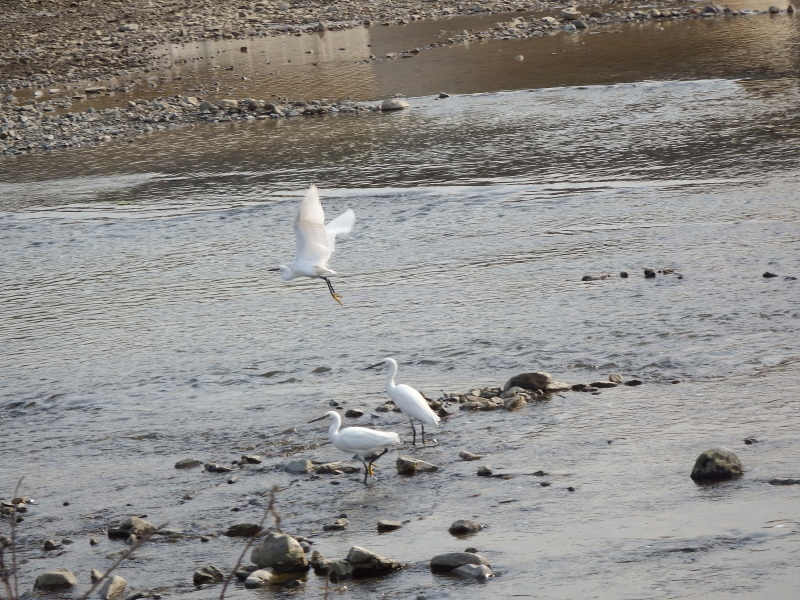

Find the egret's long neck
[[385, 360, 399, 390], [328, 414, 341, 441], [277, 266, 296, 281]]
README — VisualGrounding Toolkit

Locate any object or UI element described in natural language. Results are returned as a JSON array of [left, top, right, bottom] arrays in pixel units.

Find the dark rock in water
[[430, 551, 491, 571], [769, 478, 800, 485], [345, 545, 404, 577], [763, 271, 778, 278], [34, 568, 78, 590], [323, 517, 349, 531], [620, 271, 629, 278], [768, 4, 782, 12], [193, 565, 224, 585], [175, 458, 203, 469], [107, 515, 157, 539], [377, 519, 404, 532], [623, 379, 643, 386], [477, 465, 493, 476], [240, 454, 262, 464], [785, 276, 798, 280], [225, 523, 263, 537], [690, 448, 743, 482], [43, 539, 61, 551], [644, 268, 657, 278], [590, 381, 618, 389], [344, 408, 364, 418], [503, 371, 551, 392], [205, 462, 234, 473], [571, 383, 597, 393], [250, 532, 309, 573], [448, 519, 483, 535], [743, 437, 758, 445], [438, 92, 451, 98]]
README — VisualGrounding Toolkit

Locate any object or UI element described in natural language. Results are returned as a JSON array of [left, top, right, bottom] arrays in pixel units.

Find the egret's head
[[269, 265, 293, 281], [366, 357, 394, 370]]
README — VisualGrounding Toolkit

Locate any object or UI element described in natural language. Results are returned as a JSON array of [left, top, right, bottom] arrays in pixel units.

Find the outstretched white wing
[[293, 184, 333, 269], [325, 208, 355, 253]]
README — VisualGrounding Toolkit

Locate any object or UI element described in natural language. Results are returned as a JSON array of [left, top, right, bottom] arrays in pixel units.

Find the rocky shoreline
[[2, 1, 796, 156]]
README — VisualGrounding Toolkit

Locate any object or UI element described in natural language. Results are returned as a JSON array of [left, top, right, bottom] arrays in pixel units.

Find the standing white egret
[[368, 357, 441, 446], [310, 410, 401, 484], [270, 184, 355, 305]]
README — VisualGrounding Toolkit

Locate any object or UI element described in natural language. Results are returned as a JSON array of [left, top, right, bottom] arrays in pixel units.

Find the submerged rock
[[453, 563, 494, 580], [690, 448, 743, 482], [381, 98, 410, 111]]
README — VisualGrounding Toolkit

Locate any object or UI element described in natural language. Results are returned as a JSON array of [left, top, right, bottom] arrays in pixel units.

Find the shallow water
[[2, 6, 800, 600]]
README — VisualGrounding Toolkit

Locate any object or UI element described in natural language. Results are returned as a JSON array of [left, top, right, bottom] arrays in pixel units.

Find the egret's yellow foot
[[330, 292, 343, 305], [367, 464, 374, 477]]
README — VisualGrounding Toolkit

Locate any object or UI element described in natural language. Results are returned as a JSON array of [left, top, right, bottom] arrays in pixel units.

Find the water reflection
[[35, 7, 800, 113]]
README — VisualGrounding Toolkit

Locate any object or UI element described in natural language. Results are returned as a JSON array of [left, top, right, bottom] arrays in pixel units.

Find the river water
[[1, 4, 800, 599]]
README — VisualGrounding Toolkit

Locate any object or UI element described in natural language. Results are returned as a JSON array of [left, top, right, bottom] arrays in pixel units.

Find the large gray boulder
[[34, 568, 78, 591], [250, 532, 308, 573], [690, 447, 743, 482], [99, 574, 127, 600]]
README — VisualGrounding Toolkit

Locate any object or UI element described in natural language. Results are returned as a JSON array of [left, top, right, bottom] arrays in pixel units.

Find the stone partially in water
[[225, 523, 263, 537], [453, 563, 494, 580], [381, 98, 409, 111], [244, 568, 276, 588], [99, 574, 126, 600], [396, 455, 439, 474], [34, 568, 78, 591], [690, 448, 743, 482], [250, 532, 309, 573], [430, 551, 491, 571], [193, 565, 224, 585], [503, 371, 551, 392], [448, 519, 483, 535]]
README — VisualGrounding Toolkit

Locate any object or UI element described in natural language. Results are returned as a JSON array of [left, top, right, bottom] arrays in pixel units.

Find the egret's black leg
[[366, 448, 389, 482], [360, 458, 369, 484], [409, 419, 417, 446], [322, 276, 343, 305], [421, 422, 427, 444]]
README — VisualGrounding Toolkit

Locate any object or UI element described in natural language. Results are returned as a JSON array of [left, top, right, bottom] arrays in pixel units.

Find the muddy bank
[[1, 0, 569, 90], [3, 3, 796, 156]]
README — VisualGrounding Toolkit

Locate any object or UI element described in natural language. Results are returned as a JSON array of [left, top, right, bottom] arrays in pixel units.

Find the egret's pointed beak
[[268, 267, 280, 272], [308, 414, 327, 424], [365, 362, 380, 370]]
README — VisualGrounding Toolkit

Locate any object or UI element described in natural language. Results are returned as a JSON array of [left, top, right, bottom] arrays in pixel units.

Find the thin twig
[[75, 525, 163, 600], [218, 485, 282, 600]]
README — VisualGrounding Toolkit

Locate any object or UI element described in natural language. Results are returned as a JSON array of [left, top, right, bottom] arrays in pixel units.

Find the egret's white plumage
[[368, 357, 441, 445], [271, 184, 355, 304], [311, 410, 400, 483]]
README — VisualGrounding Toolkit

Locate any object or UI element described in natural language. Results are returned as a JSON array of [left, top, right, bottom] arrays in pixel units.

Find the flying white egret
[[310, 410, 401, 484], [368, 357, 441, 446], [270, 184, 355, 305]]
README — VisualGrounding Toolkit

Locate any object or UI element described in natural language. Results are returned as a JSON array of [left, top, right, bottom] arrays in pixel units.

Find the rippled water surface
[[2, 7, 800, 600]]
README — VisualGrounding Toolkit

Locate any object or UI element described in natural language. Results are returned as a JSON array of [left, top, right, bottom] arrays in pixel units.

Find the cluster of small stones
[[0, 94, 397, 155]]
